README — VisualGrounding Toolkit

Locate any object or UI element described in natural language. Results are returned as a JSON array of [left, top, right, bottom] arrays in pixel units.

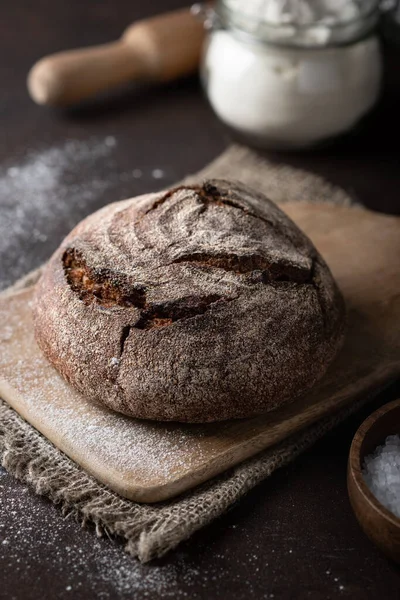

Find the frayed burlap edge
[[0, 144, 371, 562], [0, 389, 384, 562]]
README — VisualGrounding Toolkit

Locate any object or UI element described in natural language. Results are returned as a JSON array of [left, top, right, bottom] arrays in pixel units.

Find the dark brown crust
[[33, 179, 345, 423]]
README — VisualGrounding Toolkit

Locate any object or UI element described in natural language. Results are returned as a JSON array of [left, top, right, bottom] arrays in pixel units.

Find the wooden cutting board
[[1, 202, 399, 503]]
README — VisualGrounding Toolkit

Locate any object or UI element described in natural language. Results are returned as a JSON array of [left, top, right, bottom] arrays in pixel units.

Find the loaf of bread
[[33, 179, 345, 422]]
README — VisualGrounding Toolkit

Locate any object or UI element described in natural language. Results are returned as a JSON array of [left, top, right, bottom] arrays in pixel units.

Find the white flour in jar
[[205, 0, 381, 148], [224, 0, 369, 26]]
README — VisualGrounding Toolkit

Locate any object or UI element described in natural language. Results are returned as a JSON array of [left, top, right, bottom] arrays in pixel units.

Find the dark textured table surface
[[1, 1, 400, 598]]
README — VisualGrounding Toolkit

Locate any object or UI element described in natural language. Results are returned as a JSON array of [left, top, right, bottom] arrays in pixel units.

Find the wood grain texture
[[348, 398, 400, 563], [0, 201, 399, 502]]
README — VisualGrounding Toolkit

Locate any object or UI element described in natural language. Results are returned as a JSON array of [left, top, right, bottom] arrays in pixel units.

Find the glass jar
[[195, 0, 383, 150]]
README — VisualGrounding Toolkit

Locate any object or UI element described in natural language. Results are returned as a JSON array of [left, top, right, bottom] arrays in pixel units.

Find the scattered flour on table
[[363, 434, 400, 519], [0, 137, 117, 290], [0, 471, 274, 599], [0, 137, 169, 290], [0, 473, 187, 598]]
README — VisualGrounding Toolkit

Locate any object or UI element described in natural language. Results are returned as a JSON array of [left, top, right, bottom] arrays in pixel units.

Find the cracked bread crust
[[33, 180, 345, 422]]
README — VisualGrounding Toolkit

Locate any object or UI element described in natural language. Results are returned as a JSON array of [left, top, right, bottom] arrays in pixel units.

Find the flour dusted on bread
[[33, 180, 345, 422]]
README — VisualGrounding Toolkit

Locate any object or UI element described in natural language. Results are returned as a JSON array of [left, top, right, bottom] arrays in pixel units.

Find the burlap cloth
[[0, 145, 372, 563]]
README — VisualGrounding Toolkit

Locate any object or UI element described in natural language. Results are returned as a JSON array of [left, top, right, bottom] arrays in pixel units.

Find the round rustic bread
[[33, 179, 345, 422]]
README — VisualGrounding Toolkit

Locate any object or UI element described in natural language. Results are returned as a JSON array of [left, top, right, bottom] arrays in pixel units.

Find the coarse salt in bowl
[[348, 399, 400, 564]]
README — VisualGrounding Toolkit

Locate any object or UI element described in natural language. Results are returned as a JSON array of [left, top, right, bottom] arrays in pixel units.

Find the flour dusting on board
[[0, 292, 209, 488], [7, 354, 208, 482]]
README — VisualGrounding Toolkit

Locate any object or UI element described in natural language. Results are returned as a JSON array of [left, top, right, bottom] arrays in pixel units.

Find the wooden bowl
[[348, 398, 400, 564]]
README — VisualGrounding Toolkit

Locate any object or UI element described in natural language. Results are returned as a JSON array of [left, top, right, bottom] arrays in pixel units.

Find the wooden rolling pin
[[27, 8, 205, 107]]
